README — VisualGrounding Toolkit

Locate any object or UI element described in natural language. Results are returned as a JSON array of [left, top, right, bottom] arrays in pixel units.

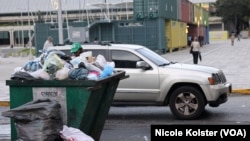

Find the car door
[[110, 50, 160, 102]]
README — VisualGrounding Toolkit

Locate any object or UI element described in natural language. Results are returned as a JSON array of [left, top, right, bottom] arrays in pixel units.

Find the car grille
[[212, 71, 227, 84]]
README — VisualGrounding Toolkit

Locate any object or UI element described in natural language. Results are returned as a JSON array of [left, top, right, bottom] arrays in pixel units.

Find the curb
[[0, 89, 249, 107], [231, 89, 250, 95], [0, 101, 10, 107]]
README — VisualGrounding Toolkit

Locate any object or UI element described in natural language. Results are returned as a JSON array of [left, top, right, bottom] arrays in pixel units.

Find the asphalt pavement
[[0, 38, 250, 140]]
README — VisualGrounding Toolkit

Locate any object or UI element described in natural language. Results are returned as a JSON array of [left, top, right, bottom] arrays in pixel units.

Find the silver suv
[[50, 43, 232, 120]]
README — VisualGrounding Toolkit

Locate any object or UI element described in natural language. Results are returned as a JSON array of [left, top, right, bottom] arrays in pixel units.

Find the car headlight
[[208, 72, 227, 85]]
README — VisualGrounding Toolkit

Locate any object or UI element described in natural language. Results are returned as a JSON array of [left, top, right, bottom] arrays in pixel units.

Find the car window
[[61, 50, 71, 56], [84, 49, 109, 61], [111, 50, 141, 68], [136, 48, 170, 66]]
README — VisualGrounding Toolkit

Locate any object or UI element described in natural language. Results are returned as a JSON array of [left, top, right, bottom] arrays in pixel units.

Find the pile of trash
[[2, 99, 95, 141], [11, 49, 115, 81]]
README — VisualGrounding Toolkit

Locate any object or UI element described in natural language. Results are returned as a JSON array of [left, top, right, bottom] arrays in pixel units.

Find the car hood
[[164, 63, 220, 74]]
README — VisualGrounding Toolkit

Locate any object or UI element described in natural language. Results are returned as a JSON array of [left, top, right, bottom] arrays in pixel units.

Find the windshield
[[136, 48, 170, 66]]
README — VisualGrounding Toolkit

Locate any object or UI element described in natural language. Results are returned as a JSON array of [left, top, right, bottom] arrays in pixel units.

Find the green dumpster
[[6, 70, 127, 141]]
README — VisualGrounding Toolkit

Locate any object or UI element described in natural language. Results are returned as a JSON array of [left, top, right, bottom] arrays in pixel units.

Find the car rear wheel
[[169, 86, 206, 120]]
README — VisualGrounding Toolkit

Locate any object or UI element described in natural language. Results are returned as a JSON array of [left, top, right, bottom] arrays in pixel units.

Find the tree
[[215, 0, 250, 33]]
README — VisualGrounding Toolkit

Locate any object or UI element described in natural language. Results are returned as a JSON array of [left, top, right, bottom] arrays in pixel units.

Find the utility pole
[[58, 0, 63, 44], [27, 0, 33, 60], [21, 10, 24, 47]]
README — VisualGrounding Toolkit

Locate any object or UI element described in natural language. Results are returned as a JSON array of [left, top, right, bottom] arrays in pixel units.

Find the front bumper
[[202, 82, 232, 107]]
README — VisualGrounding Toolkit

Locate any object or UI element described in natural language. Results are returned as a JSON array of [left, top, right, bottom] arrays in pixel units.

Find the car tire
[[169, 86, 206, 120]]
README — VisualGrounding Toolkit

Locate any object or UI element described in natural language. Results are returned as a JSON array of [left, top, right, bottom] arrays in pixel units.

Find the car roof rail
[[100, 41, 122, 46], [100, 41, 112, 46]]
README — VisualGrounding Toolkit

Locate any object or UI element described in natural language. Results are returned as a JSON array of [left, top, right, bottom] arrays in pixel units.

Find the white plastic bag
[[94, 54, 107, 70], [84, 63, 102, 74], [60, 125, 95, 141], [70, 56, 88, 68], [95, 54, 115, 70], [55, 67, 70, 80], [29, 69, 50, 80]]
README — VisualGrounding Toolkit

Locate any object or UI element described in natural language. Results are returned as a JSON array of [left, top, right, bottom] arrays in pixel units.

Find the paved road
[[100, 94, 250, 141], [1, 94, 250, 141]]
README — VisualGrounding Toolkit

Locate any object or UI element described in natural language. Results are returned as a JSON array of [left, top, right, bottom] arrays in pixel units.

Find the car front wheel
[[169, 86, 206, 120]]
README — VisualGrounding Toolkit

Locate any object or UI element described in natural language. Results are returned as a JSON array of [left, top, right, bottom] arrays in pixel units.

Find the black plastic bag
[[2, 99, 63, 141], [198, 51, 202, 61], [189, 46, 193, 54], [11, 71, 37, 80]]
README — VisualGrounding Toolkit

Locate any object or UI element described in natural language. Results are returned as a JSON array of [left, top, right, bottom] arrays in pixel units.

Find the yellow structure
[[165, 20, 187, 52], [209, 31, 228, 41]]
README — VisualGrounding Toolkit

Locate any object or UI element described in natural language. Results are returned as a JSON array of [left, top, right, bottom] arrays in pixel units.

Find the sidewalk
[[1, 39, 250, 107], [162, 38, 250, 94]]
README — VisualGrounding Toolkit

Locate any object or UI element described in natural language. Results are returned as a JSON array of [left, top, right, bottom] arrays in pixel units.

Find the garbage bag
[[2, 99, 63, 141], [60, 125, 94, 141], [22, 60, 43, 72], [94, 54, 107, 70], [29, 69, 51, 80], [43, 52, 64, 79], [68, 68, 89, 80], [99, 64, 114, 79], [10, 71, 37, 80]]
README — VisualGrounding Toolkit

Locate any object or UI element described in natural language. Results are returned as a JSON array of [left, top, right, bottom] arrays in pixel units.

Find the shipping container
[[187, 24, 197, 38], [205, 26, 210, 44], [198, 25, 206, 46], [188, 24, 206, 45], [180, 0, 192, 23], [133, 0, 146, 19], [193, 4, 209, 26], [202, 9, 209, 26], [193, 4, 202, 25], [165, 20, 187, 52], [133, 0, 179, 20], [159, 0, 179, 20], [89, 22, 114, 42], [114, 19, 166, 53]]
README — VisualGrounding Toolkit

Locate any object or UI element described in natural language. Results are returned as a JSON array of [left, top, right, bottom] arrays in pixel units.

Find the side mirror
[[136, 61, 151, 70]]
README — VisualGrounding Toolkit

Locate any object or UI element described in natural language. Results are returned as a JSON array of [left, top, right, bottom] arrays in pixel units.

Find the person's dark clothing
[[192, 51, 199, 64]]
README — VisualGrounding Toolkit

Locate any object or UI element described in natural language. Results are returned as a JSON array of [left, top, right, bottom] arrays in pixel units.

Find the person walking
[[230, 33, 235, 46], [93, 37, 99, 44], [237, 33, 241, 41], [190, 36, 201, 64], [43, 36, 53, 51]]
